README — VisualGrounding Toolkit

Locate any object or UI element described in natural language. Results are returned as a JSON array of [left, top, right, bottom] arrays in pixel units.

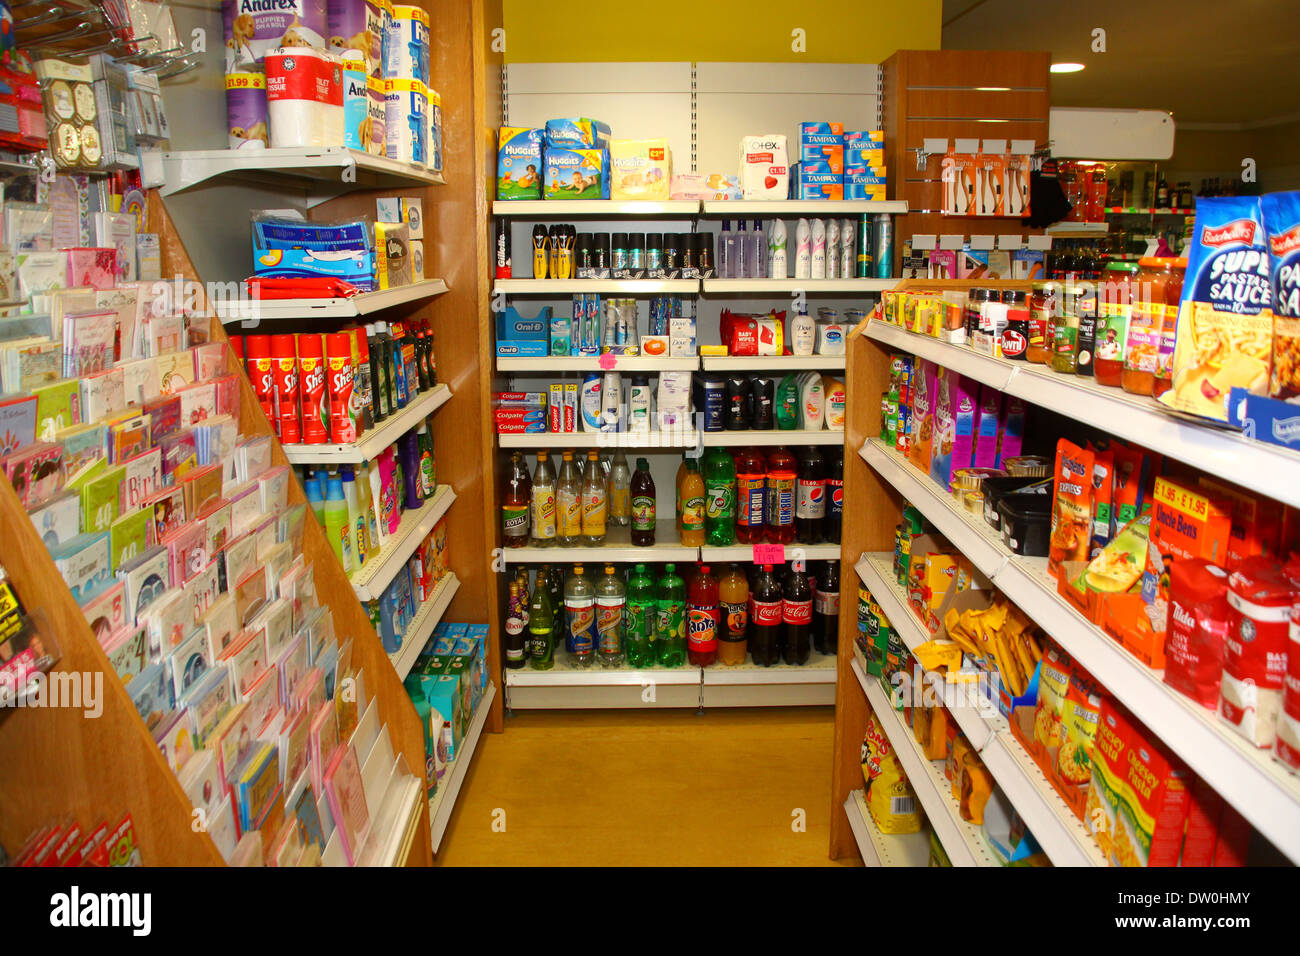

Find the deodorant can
[[872, 213, 893, 279], [855, 213, 872, 278]]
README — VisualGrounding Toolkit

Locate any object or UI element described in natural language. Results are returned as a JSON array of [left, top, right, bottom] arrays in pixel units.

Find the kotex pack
[[739, 134, 789, 199], [609, 139, 672, 201], [497, 126, 543, 200]]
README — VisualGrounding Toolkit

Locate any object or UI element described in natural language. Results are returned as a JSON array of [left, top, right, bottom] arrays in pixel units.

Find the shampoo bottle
[[768, 219, 788, 279], [580, 372, 603, 433], [600, 371, 622, 432], [795, 218, 812, 279], [811, 218, 827, 279]]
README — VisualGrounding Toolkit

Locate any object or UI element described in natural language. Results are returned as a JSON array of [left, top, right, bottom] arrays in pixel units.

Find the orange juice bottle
[[680, 458, 705, 547], [675, 454, 688, 533]]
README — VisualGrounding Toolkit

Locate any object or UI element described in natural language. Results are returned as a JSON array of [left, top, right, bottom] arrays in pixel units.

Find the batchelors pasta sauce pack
[[1161, 196, 1274, 422], [1262, 191, 1300, 401]]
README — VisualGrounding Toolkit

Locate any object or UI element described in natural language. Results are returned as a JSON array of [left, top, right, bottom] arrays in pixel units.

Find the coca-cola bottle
[[782, 563, 812, 665], [795, 446, 826, 544], [748, 563, 783, 666], [813, 560, 840, 656]]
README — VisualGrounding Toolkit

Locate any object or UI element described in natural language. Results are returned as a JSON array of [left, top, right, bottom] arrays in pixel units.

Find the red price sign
[[752, 543, 785, 565]]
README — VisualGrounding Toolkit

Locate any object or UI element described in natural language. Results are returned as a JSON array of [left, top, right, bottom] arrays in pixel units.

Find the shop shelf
[[700, 354, 846, 371], [700, 542, 840, 563], [497, 355, 699, 372], [701, 428, 843, 447], [844, 789, 932, 867], [859, 438, 1300, 864], [701, 278, 896, 294], [498, 429, 700, 449], [865, 321, 1300, 511], [493, 279, 700, 295], [853, 658, 1001, 867], [505, 657, 701, 709], [388, 573, 461, 682], [281, 384, 451, 465], [349, 485, 456, 602], [160, 147, 444, 198], [1104, 207, 1195, 216], [1044, 221, 1109, 236], [700, 651, 836, 706], [492, 200, 700, 217], [428, 683, 496, 851], [500, 521, 697, 564], [700, 200, 909, 216], [213, 279, 449, 323]]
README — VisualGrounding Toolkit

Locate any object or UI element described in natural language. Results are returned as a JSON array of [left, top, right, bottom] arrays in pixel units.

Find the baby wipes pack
[[610, 139, 671, 201], [497, 126, 543, 200], [739, 134, 789, 199]]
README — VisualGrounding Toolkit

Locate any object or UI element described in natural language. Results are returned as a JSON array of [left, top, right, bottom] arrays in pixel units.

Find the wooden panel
[[152, 193, 434, 863], [0, 474, 225, 865], [904, 89, 1050, 122], [899, 49, 1051, 90]]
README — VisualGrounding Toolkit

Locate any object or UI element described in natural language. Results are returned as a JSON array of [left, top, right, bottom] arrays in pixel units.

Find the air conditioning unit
[[1048, 108, 1174, 160]]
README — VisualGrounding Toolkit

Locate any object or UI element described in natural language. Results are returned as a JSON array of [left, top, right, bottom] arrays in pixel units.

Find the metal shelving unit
[[214, 279, 450, 323], [497, 355, 699, 372], [500, 521, 697, 565], [492, 200, 700, 217], [493, 279, 700, 295], [701, 429, 843, 447]]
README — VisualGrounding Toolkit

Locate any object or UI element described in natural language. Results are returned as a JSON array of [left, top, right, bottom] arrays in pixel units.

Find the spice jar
[[1153, 258, 1187, 399], [1073, 284, 1098, 377], [1123, 257, 1178, 396], [1095, 261, 1136, 387], [1027, 282, 1053, 363], [965, 288, 992, 339], [1050, 284, 1085, 374]]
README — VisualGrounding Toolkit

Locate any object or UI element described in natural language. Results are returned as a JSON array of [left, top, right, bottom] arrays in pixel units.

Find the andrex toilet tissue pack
[[265, 46, 344, 149]]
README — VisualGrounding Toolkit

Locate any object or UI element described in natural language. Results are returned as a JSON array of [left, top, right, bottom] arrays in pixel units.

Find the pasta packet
[[1262, 191, 1300, 400], [1047, 439, 1094, 580], [1161, 196, 1273, 422]]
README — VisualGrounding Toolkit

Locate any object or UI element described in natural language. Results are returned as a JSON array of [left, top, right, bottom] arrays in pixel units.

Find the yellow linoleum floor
[[436, 706, 856, 866]]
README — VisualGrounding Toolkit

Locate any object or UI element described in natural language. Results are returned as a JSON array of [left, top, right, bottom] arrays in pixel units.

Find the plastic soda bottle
[[655, 563, 687, 667], [610, 451, 631, 526], [531, 450, 557, 547], [565, 564, 596, 668], [596, 564, 626, 667], [527, 576, 555, 670], [630, 458, 656, 546], [702, 447, 737, 547], [687, 564, 720, 667], [734, 447, 766, 544], [679, 458, 705, 547], [749, 563, 783, 666], [581, 450, 607, 545], [765, 446, 797, 544], [625, 563, 656, 667], [556, 450, 582, 547], [718, 564, 749, 665]]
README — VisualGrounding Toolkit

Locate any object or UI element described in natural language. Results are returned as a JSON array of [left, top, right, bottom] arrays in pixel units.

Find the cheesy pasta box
[[1086, 698, 1133, 863], [1117, 731, 1191, 867], [1160, 196, 1273, 422]]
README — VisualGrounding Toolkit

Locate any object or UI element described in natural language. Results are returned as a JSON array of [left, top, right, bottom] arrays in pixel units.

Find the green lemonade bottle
[[655, 563, 687, 667], [626, 563, 656, 667]]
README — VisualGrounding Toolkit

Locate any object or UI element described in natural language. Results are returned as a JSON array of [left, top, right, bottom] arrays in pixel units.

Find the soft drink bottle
[[609, 451, 631, 526], [625, 563, 656, 667], [795, 446, 826, 544], [679, 458, 705, 547], [782, 563, 813, 665], [687, 564, 720, 667], [702, 447, 737, 547], [565, 564, 597, 668], [555, 450, 582, 547], [765, 446, 797, 544], [675, 454, 688, 534], [748, 563, 783, 666], [630, 458, 657, 546], [581, 450, 607, 545], [501, 452, 533, 548], [655, 563, 687, 667], [734, 446, 766, 544], [825, 446, 844, 544], [718, 563, 749, 665], [527, 575, 555, 670], [596, 564, 626, 667], [530, 450, 556, 547], [813, 560, 840, 656], [547, 564, 565, 656]]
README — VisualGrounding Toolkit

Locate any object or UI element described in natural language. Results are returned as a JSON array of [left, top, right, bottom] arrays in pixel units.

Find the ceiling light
[[1050, 62, 1085, 73], [975, 86, 1011, 92]]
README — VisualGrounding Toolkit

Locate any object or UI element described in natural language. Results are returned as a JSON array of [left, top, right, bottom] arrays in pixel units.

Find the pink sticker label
[[597, 353, 618, 370], [752, 543, 785, 564]]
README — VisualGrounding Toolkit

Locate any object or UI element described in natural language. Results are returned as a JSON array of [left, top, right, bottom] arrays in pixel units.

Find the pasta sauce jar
[[1153, 258, 1187, 399], [1027, 282, 1054, 364], [1123, 257, 1182, 397], [1094, 261, 1136, 387]]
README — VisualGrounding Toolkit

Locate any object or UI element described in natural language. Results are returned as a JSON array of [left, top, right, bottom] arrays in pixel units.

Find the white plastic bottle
[[810, 218, 826, 279], [826, 218, 840, 279], [580, 372, 602, 432], [768, 219, 788, 279], [600, 371, 622, 431], [794, 218, 811, 279], [790, 309, 815, 356]]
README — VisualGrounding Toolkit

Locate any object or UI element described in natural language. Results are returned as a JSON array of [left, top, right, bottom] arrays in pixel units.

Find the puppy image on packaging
[[223, 0, 328, 71]]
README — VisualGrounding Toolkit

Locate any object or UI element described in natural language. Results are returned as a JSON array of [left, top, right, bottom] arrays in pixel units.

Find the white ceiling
[[942, 0, 1300, 127]]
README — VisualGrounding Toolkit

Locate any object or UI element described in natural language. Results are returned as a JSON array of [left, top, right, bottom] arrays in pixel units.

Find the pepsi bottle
[[813, 560, 840, 656], [794, 446, 826, 544], [825, 446, 844, 544]]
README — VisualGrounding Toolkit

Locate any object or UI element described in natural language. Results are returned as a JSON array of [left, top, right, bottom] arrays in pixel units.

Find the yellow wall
[[501, 0, 940, 64]]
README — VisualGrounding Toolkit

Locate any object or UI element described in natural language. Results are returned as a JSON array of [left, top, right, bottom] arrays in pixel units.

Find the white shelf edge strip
[[350, 486, 456, 601], [282, 384, 451, 464], [388, 574, 461, 682]]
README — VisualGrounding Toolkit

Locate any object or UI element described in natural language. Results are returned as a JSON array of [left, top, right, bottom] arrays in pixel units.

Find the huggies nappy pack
[[497, 127, 543, 200], [544, 147, 608, 200]]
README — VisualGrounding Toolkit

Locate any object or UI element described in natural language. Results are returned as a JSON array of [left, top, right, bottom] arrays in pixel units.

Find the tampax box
[[844, 165, 887, 201], [846, 144, 885, 168], [497, 127, 543, 200], [799, 121, 844, 145], [797, 159, 843, 200], [799, 141, 844, 173]]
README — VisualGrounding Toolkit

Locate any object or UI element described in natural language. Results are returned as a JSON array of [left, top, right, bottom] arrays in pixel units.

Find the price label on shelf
[[597, 353, 618, 370], [752, 543, 785, 565]]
